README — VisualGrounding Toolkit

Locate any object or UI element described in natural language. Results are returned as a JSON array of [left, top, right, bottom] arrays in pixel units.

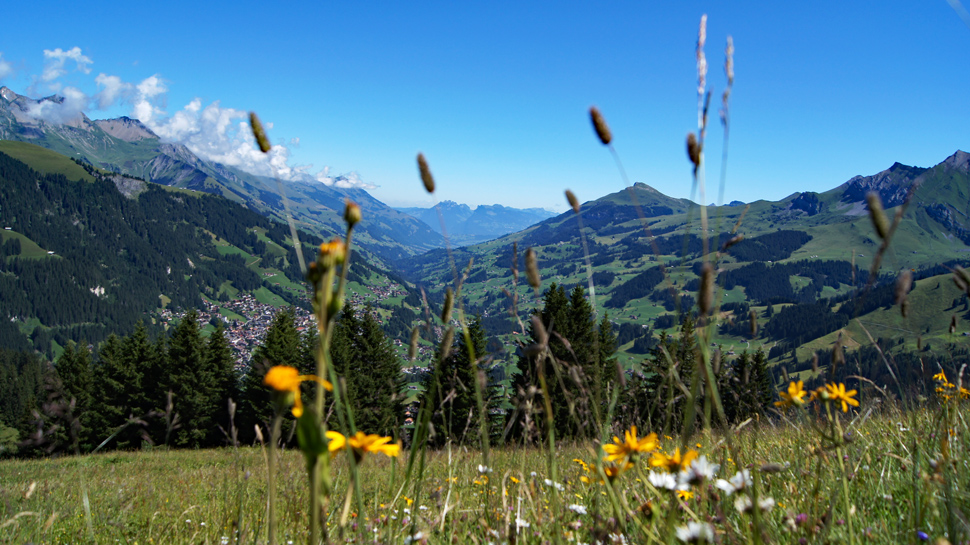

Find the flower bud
[[344, 201, 362, 227]]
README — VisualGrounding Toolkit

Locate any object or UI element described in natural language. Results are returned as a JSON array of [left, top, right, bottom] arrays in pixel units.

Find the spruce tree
[[332, 303, 405, 438], [54, 341, 93, 451], [91, 334, 133, 449], [206, 322, 238, 445], [510, 284, 616, 442], [165, 310, 214, 447], [420, 315, 488, 446]]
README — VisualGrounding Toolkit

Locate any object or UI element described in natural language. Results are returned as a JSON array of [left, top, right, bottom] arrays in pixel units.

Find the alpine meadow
[[3, 9, 970, 545]]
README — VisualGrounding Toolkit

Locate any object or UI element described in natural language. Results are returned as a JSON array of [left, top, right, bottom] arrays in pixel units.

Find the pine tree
[[635, 316, 698, 435], [510, 284, 617, 442], [90, 333, 133, 449], [206, 322, 238, 445], [332, 303, 405, 438], [165, 310, 214, 447], [54, 341, 93, 451], [420, 315, 489, 446]]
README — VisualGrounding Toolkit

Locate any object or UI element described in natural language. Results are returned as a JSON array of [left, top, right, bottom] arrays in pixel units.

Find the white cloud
[[0, 53, 12, 81], [13, 47, 360, 189], [93, 73, 132, 110], [41, 47, 92, 82], [25, 86, 87, 124], [318, 171, 376, 190]]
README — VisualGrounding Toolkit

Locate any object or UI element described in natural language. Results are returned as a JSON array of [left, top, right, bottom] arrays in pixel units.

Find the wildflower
[[824, 383, 860, 412], [676, 489, 694, 501], [675, 521, 714, 543], [648, 471, 679, 491], [515, 518, 530, 529], [933, 370, 948, 383], [774, 380, 809, 409], [715, 470, 751, 496], [543, 479, 565, 491], [679, 455, 719, 487], [650, 448, 698, 473], [567, 504, 588, 515], [573, 458, 590, 472], [318, 237, 347, 268], [344, 201, 362, 227], [603, 425, 659, 463], [509, 476, 520, 484], [603, 462, 634, 481], [327, 431, 400, 459], [477, 464, 493, 474], [263, 365, 332, 417]]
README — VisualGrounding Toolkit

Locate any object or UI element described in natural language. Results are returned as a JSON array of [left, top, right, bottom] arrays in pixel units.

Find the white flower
[[734, 495, 753, 513], [515, 517, 531, 529], [758, 497, 776, 512], [419, 505, 429, 511], [675, 521, 714, 543], [679, 455, 719, 487], [567, 504, 588, 515], [478, 465, 493, 474], [543, 479, 565, 491], [220, 537, 230, 545], [404, 531, 426, 544], [715, 469, 751, 496], [530, 471, 538, 478], [648, 471, 679, 491]]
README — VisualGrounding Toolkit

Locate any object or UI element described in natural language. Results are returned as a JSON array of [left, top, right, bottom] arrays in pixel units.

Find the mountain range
[[2, 85, 969, 371], [396, 201, 556, 245]]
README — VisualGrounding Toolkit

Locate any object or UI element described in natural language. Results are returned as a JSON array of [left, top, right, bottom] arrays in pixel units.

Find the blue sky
[[1, 1, 968, 212]]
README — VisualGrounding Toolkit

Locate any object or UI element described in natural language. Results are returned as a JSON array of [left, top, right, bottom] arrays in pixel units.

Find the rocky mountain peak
[[0, 86, 18, 102], [94, 116, 158, 141], [942, 150, 970, 173]]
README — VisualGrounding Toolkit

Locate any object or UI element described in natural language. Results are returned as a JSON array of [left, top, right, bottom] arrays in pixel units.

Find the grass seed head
[[866, 192, 890, 239], [417, 153, 435, 193], [953, 266, 970, 295], [687, 133, 701, 170], [951, 315, 957, 335], [441, 287, 454, 323], [565, 190, 581, 213], [749, 309, 758, 338], [698, 263, 714, 315], [408, 326, 420, 361], [249, 112, 271, 153], [439, 327, 455, 360], [525, 247, 541, 290], [589, 106, 612, 145]]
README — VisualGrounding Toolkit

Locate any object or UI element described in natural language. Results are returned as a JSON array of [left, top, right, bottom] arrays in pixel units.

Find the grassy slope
[[0, 140, 97, 182]]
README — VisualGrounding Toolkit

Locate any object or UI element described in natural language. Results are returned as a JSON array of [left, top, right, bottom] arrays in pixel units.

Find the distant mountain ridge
[[396, 201, 556, 244], [0, 85, 444, 263]]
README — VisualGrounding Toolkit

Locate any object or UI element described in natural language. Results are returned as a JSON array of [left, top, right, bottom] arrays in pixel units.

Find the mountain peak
[[943, 150, 970, 173], [94, 116, 157, 141], [0, 86, 18, 102]]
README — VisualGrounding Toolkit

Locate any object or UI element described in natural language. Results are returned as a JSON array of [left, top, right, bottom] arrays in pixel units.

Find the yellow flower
[[603, 461, 634, 481], [649, 448, 698, 473], [510, 476, 520, 484], [676, 490, 694, 501], [573, 458, 590, 472], [824, 383, 860, 412], [263, 365, 333, 417], [325, 430, 346, 454], [933, 370, 948, 383], [774, 380, 808, 409], [346, 431, 401, 458], [603, 426, 659, 463]]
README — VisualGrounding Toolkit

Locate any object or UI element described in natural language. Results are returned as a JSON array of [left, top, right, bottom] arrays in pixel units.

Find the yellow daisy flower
[[649, 448, 698, 473], [774, 380, 808, 409], [603, 426, 659, 463], [263, 365, 332, 417], [824, 383, 860, 412]]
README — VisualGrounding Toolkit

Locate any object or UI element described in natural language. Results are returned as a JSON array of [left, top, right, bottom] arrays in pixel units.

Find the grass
[[0, 140, 98, 182], [1, 407, 965, 544], [1, 229, 56, 259]]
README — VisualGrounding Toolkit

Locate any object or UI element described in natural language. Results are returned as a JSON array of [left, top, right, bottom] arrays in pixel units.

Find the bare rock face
[[839, 162, 926, 208], [94, 117, 157, 141]]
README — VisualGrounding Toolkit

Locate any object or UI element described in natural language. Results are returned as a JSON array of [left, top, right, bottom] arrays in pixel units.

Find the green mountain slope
[[0, 86, 444, 264], [0, 146, 424, 357], [399, 152, 970, 368]]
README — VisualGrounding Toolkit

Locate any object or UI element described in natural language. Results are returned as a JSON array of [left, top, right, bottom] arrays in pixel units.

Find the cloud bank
[[7, 46, 375, 189]]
